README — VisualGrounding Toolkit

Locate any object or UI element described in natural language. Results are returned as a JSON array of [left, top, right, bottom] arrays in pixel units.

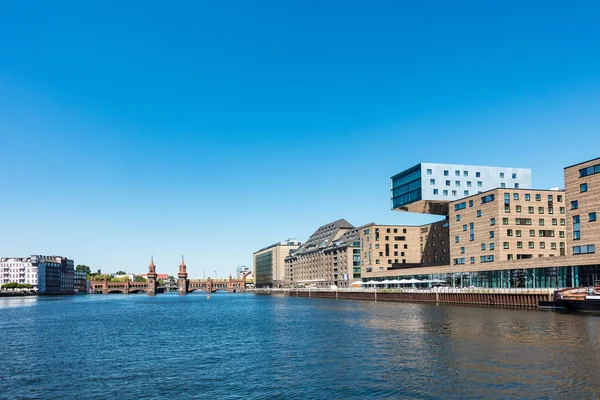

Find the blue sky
[[1, 1, 599, 277]]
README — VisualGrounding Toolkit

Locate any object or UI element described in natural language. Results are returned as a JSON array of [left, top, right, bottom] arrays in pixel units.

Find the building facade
[[391, 163, 532, 214], [253, 239, 301, 288], [448, 188, 566, 267], [0, 257, 38, 287], [74, 270, 87, 293], [284, 220, 359, 288], [35, 255, 75, 295]]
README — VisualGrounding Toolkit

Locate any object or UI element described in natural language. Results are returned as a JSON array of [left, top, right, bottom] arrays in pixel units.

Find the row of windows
[[431, 179, 483, 188], [504, 205, 564, 214], [579, 164, 600, 177], [573, 245, 595, 255], [427, 169, 519, 180], [503, 193, 563, 202], [434, 189, 473, 196]]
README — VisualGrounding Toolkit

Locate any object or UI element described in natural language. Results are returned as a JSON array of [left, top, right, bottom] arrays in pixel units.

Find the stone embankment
[[251, 287, 553, 308]]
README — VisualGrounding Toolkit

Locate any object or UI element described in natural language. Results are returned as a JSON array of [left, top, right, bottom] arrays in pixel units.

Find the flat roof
[[564, 157, 600, 170]]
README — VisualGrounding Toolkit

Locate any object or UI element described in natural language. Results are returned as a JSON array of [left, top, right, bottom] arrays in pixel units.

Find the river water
[[1, 293, 599, 399]]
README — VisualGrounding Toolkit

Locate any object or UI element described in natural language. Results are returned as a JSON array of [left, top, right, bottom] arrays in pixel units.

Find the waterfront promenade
[[251, 287, 554, 308]]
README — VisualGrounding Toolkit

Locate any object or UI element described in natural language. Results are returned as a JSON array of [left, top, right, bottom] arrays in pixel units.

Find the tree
[[76, 265, 91, 274], [134, 275, 147, 283], [2, 282, 18, 289], [115, 271, 126, 275]]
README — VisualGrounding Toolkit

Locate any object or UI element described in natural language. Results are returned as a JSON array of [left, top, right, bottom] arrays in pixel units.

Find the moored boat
[[539, 281, 600, 313]]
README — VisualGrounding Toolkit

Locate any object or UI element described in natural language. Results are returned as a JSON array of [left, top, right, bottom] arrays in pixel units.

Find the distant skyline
[[1, 1, 599, 276]]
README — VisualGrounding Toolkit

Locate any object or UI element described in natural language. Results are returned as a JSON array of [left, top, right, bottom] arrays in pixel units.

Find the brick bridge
[[90, 257, 247, 295]]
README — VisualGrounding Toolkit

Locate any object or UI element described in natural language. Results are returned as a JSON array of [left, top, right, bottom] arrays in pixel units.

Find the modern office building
[[391, 163, 532, 215], [74, 269, 87, 293], [284, 220, 359, 288], [0, 257, 38, 287], [253, 239, 301, 288], [35, 255, 75, 295]]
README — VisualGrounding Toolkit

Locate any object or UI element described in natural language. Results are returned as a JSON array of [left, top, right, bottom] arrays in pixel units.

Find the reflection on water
[[0, 296, 38, 309], [1, 293, 599, 399]]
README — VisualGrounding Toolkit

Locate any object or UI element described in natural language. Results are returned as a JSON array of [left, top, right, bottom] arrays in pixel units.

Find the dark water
[[1, 293, 599, 399]]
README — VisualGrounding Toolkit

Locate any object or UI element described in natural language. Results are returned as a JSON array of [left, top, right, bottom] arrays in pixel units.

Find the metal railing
[[249, 287, 554, 295]]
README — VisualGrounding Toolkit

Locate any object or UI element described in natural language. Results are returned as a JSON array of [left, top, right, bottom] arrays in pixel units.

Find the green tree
[[134, 275, 147, 283], [76, 265, 91, 274], [2, 282, 18, 289], [115, 270, 126, 275]]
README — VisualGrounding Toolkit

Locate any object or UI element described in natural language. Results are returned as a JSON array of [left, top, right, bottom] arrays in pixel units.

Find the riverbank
[[0, 291, 36, 297], [251, 287, 554, 308]]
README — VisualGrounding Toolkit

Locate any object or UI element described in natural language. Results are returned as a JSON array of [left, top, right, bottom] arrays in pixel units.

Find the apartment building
[[34, 255, 75, 295], [359, 224, 421, 274], [0, 257, 38, 287], [448, 188, 566, 267], [565, 158, 600, 257], [391, 162, 532, 214], [253, 239, 301, 288]]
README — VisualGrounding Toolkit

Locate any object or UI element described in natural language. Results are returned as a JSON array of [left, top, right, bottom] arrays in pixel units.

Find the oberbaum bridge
[[90, 257, 247, 295]]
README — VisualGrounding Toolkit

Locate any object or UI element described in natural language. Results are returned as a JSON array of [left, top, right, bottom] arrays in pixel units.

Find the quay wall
[[252, 288, 553, 308]]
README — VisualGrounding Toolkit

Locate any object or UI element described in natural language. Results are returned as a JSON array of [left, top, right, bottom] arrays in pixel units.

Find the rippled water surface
[[1, 293, 600, 399]]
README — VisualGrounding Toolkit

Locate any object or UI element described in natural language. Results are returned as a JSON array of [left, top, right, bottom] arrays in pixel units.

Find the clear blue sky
[[1, 1, 599, 277]]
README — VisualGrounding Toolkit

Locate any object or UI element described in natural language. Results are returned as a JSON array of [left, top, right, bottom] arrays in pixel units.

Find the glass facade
[[364, 265, 600, 288], [391, 164, 422, 209], [255, 251, 273, 288]]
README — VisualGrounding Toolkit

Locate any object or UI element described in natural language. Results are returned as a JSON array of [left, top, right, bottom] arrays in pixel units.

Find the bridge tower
[[147, 256, 158, 296], [178, 256, 189, 295]]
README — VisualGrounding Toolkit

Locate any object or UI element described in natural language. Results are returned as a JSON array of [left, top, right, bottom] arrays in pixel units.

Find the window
[[516, 205, 522, 213], [573, 216, 580, 240], [477, 181, 482, 187], [540, 242, 545, 249], [476, 172, 481, 177], [446, 180, 451, 186], [571, 201, 578, 210], [427, 169, 432, 175], [480, 255, 494, 263], [503, 217, 509, 225], [551, 242, 557, 250], [464, 171, 468, 177], [443, 190, 448, 196], [514, 183, 519, 189], [538, 207, 544, 214], [590, 212, 597, 222], [501, 183, 506, 188], [573, 244, 595, 255], [481, 194, 495, 204], [477, 210, 482, 217], [560, 207, 565, 214], [490, 243, 495, 250], [433, 189, 439, 195], [517, 241, 523, 249], [460, 247, 465, 254], [552, 218, 557, 225], [530, 229, 535, 237], [469, 200, 474, 207], [525, 194, 531, 201], [489, 231, 495, 238], [464, 190, 469, 196], [579, 164, 600, 177], [503, 242, 509, 249], [463, 224, 467, 231], [444, 170, 449, 176], [505, 204, 510, 213], [528, 206, 534, 214], [454, 258, 465, 265], [500, 172, 505, 179], [467, 181, 472, 187], [516, 230, 522, 237], [430, 179, 435, 185], [490, 218, 496, 225], [455, 180, 460, 187], [515, 218, 532, 225], [557, 195, 563, 202], [481, 243, 486, 250], [512, 173, 517, 179], [375, 259, 380, 264], [452, 190, 457, 196], [513, 193, 519, 200], [455, 236, 460, 243], [539, 219, 545, 226], [507, 229, 513, 236], [455, 170, 460, 176], [535, 194, 541, 201]]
